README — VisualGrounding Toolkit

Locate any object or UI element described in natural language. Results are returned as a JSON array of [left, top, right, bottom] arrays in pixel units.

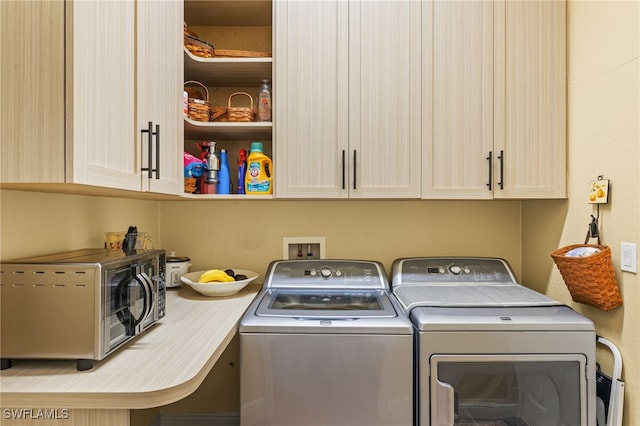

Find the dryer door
[[430, 354, 587, 426]]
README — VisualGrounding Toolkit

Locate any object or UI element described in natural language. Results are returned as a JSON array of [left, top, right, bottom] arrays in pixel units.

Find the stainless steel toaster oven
[[0, 249, 166, 370]]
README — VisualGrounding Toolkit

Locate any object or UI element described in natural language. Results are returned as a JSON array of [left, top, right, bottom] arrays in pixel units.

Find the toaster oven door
[[104, 264, 153, 353], [137, 258, 159, 330]]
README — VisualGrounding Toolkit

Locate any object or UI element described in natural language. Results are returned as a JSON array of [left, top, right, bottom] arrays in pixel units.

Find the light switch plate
[[621, 242, 637, 273]]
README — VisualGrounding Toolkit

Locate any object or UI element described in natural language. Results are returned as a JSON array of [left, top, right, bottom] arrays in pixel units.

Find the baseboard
[[151, 411, 239, 426]]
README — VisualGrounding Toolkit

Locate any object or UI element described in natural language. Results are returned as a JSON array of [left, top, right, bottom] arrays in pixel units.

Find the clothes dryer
[[391, 257, 596, 426]]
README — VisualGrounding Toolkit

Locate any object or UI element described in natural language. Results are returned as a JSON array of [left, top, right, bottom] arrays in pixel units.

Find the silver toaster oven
[[0, 249, 166, 371]]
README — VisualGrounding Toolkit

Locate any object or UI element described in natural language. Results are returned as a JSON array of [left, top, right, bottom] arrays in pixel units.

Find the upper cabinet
[[422, 0, 566, 199], [0, 1, 183, 195], [1, 0, 565, 201], [274, 0, 422, 199]]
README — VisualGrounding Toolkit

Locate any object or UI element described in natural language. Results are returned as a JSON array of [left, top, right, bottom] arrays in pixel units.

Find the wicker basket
[[184, 177, 197, 194], [184, 80, 210, 122], [550, 244, 623, 311], [184, 34, 215, 58], [226, 92, 255, 122]]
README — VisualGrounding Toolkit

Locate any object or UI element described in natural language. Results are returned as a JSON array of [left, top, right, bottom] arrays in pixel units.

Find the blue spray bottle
[[217, 148, 231, 194]]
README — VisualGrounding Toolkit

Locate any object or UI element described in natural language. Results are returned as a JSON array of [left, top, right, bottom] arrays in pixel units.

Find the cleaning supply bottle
[[217, 148, 231, 194], [237, 148, 247, 194], [256, 80, 272, 122], [245, 142, 273, 195], [203, 141, 219, 194]]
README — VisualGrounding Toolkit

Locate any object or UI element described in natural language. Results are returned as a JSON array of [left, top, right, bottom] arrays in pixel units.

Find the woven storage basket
[[184, 34, 215, 58], [184, 80, 210, 122], [550, 244, 622, 311], [226, 92, 255, 122]]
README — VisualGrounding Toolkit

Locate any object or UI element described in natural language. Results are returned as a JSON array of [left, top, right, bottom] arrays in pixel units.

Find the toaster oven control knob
[[320, 267, 333, 279], [449, 265, 462, 275]]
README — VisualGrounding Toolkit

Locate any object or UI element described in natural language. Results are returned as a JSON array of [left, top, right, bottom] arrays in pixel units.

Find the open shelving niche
[[182, 0, 273, 199]]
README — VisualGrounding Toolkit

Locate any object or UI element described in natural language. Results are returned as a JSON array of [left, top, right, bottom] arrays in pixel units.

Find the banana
[[198, 269, 235, 283]]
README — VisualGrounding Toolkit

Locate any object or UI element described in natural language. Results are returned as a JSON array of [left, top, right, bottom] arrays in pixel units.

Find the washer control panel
[[264, 260, 389, 289], [392, 257, 517, 286]]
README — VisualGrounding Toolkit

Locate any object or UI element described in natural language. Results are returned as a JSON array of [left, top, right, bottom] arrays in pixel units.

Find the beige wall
[[523, 1, 639, 425], [158, 199, 522, 279], [0, 189, 160, 260]]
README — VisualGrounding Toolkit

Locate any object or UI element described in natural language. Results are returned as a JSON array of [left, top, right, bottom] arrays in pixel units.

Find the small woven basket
[[550, 244, 623, 311], [184, 80, 210, 122], [226, 92, 255, 122]]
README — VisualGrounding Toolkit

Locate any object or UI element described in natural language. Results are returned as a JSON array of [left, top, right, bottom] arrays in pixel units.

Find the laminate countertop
[[0, 283, 261, 409]]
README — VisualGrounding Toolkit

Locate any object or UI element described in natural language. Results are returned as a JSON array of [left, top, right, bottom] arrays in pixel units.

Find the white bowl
[[180, 269, 258, 297]]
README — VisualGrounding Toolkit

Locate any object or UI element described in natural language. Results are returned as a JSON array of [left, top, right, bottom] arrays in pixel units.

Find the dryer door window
[[430, 354, 587, 426]]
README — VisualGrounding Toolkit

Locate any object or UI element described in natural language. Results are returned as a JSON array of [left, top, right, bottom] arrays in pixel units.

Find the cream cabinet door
[[275, 0, 421, 199], [274, 0, 349, 198], [348, 0, 421, 199], [494, 0, 567, 199], [137, 0, 183, 195], [422, 0, 495, 199], [423, 0, 566, 200], [69, 0, 140, 190], [1, 0, 65, 183]]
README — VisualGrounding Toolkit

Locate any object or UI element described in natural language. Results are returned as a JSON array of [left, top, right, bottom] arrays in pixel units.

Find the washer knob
[[320, 267, 333, 278], [449, 265, 462, 275]]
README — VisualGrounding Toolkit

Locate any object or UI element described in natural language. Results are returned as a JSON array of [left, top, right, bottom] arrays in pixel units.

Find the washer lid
[[255, 288, 398, 318]]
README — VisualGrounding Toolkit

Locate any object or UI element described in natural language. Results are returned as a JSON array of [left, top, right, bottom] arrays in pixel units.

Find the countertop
[[0, 283, 261, 409]]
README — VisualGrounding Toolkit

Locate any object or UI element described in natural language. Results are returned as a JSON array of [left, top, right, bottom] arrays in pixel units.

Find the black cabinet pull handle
[[353, 150, 357, 190], [141, 122, 160, 179], [498, 150, 504, 189], [486, 151, 493, 190], [341, 150, 346, 190], [154, 124, 160, 179], [141, 121, 153, 179]]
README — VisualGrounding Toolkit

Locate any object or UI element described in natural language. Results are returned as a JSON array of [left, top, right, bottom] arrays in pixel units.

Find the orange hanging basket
[[550, 244, 623, 311]]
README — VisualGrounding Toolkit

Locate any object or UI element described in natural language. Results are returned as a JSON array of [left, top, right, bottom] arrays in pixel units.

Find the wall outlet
[[621, 242, 637, 273], [283, 237, 326, 260]]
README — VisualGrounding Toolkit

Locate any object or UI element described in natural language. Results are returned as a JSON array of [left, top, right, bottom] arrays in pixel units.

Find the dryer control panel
[[391, 257, 518, 286]]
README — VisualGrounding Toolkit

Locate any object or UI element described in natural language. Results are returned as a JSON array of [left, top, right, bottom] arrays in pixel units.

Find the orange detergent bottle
[[244, 142, 273, 195]]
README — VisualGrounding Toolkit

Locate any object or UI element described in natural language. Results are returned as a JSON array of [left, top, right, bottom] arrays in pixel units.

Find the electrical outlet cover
[[588, 179, 609, 204]]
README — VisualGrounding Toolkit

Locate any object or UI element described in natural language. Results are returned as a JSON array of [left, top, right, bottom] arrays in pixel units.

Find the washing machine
[[391, 257, 596, 426], [240, 259, 414, 426]]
